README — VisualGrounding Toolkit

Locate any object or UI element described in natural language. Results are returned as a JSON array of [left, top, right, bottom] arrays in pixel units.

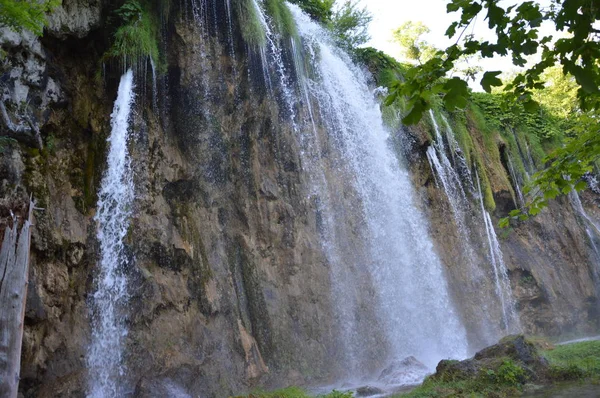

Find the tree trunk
[[0, 200, 34, 398]]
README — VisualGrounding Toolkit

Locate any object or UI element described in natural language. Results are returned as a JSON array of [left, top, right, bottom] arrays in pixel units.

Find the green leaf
[[499, 217, 510, 228], [443, 77, 469, 110], [509, 209, 521, 217], [481, 71, 503, 93], [445, 22, 458, 37], [575, 181, 587, 191], [571, 66, 599, 94], [402, 99, 427, 125]]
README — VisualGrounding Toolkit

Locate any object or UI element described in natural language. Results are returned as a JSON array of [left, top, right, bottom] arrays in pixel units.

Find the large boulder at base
[[378, 356, 431, 385]]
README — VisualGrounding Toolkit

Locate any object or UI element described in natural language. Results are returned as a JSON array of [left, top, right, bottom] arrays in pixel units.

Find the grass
[[544, 340, 600, 380], [233, 387, 353, 398]]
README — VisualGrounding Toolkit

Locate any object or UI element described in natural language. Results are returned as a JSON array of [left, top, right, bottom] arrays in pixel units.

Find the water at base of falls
[[289, 4, 468, 379], [87, 70, 136, 398]]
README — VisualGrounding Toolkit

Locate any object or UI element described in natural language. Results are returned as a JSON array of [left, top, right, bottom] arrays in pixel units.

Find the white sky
[[361, 0, 559, 84]]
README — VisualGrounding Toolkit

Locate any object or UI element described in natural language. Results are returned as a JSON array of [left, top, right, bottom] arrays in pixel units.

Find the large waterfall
[[289, 5, 468, 375], [87, 70, 136, 398]]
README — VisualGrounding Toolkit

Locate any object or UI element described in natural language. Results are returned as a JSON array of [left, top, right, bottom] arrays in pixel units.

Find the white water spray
[[87, 70, 135, 398]]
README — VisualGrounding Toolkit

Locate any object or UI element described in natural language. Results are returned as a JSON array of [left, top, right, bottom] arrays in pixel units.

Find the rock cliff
[[0, 0, 598, 397]]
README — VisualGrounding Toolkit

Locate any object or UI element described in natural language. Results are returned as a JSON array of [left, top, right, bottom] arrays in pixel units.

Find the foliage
[[392, 21, 437, 64], [0, 0, 61, 36], [287, 0, 334, 24], [329, 0, 372, 51], [398, 359, 525, 397], [239, 0, 267, 47], [265, 0, 297, 38], [103, 0, 161, 67], [385, 0, 600, 224]]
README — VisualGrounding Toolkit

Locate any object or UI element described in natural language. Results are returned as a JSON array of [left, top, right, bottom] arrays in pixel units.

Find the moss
[[265, 0, 298, 39], [234, 387, 353, 398], [474, 153, 497, 211], [238, 0, 267, 48]]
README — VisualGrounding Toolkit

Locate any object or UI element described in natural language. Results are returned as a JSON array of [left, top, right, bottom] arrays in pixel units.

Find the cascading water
[[569, 190, 600, 258], [87, 70, 136, 398], [290, 5, 468, 375], [476, 171, 520, 333], [426, 111, 472, 243], [507, 156, 525, 206]]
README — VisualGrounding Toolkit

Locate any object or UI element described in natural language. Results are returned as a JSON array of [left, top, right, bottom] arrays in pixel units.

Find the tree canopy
[[385, 0, 600, 224], [0, 0, 60, 36]]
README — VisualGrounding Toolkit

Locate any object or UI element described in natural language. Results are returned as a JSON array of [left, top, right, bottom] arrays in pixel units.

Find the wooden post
[[0, 199, 34, 398]]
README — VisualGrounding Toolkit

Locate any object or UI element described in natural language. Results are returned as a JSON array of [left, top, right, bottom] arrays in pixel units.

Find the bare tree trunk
[[0, 199, 34, 398]]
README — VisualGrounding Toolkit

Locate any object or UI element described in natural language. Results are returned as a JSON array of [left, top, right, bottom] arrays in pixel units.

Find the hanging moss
[[237, 0, 267, 48], [474, 153, 497, 211], [265, 0, 298, 39]]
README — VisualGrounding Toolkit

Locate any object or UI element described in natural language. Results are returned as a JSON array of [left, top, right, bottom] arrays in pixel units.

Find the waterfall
[[427, 111, 470, 234], [149, 57, 158, 113], [87, 70, 136, 398], [476, 171, 520, 333], [251, 0, 298, 128], [290, 5, 468, 374], [506, 156, 525, 207], [569, 190, 600, 258]]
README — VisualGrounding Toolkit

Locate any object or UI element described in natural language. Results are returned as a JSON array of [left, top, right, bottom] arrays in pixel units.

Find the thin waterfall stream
[[87, 70, 136, 398], [476, 171, 520, 333]]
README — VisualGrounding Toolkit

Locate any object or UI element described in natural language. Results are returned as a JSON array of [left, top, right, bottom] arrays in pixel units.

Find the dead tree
[[0, 199, 34, 398]]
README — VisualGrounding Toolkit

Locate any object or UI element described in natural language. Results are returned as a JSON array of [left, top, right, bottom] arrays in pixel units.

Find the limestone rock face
[[46, 0, 102, 39]]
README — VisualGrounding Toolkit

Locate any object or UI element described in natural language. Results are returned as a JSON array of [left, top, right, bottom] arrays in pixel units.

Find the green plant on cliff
[[102, 0, 160, 67], [238, 0, 267, 47], [0, 0, 60, 36], [265, 0, 298, 38]]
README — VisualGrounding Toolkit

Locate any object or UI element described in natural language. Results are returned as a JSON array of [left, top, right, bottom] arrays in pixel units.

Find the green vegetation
[[0, 0, 60, 36], [289, 0, 371, 50], [238, 0, 267, 47], [234, 387, 353, 398], [265, 0, 297, 39], [391, 21, 437, 65], [397, 339, 600, 397], [384, 0, 600, 224], [398, 358, 527, 397], [102, 0, 161, 68], [287, 0, 334, 24], [544, 340, 600, 381], [328, 0, 371, 50]]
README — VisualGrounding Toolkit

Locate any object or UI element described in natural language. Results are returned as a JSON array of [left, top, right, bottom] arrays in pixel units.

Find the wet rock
[[430, 335, 549, 384], [355, 385, 384, 396], [378, 356, 430, 385]]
